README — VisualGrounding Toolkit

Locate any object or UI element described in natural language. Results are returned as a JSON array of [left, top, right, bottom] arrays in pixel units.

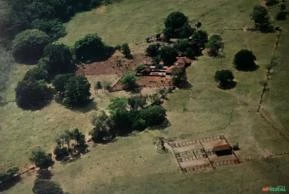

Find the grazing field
[[1, 0, 289, 193]]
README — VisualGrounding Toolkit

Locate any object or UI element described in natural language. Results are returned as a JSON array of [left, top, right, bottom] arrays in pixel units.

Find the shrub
[[121, 43, 133, 59], [206, 34, 224, 56], [251, 5, 273, 32], [41, 44, 75, 78], [15, 79, 52, 110], [164, 11, 194, 39], [121, 72, 137, 90], [171, 67, 187, 87], [52, 74, 74, 92], [139, 105, 166, 126], [136, 64, 146, 73], [146, 44, 160, 57], [214, 70, 235, 89], [30, 147, 54, 169], [128, 95, 147, 110], [111, 110, 134, 135], [63, 76, 91, 107], [95, 81, 102, 89], [32, 179, 64, 194], [191, 30, 208, 49], [12, 29, 50, 63], [74, 33, 114, 63], [23, 67, 48, 81], [108, 97, 128, 113], [53, 145, 69, 161], [32, 19, 66, 41], [234, 49, 257, 71], [160, 46, 178, 66]]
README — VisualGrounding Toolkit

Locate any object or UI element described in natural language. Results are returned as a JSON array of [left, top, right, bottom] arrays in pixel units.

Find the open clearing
[[1, 0, 289, 193]]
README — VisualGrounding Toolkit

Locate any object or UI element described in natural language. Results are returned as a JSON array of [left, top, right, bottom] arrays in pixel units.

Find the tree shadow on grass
[[0, 176, 21, 192], [70, 100, 97, 113], [177, 81, 192, 90], [219, 81, 237, 90], [235, 64, 259, 72]]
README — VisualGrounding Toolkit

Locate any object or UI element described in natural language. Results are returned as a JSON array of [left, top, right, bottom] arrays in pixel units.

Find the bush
[[121, 43, 133, 59], [32, 19, 66, 41], [53, 146, 69, 161], [164, 11, 194, 39], [146, 44, 160, 57], [52, 74, 74, 92], [234, 49, 257, 71], [12, 29, 50, 63], [139, 105, 166, 126], [23, 67, 48, 81], [191, 30, 208, 49], [108, 97, 128, 113], [251, 5, 273, 32], [15, 79, 52, 110], [160, 46, 178, 66], [128, 95, 147, 110], [32, 179, 64, 194], [90, 111, 115, 143], [30, 147, 54, 169], [63, 76, 91, 107], [74, 33, 114, 63], [214, 70, 235, 89], [171, 67, 187, 87], [121, 72, 137, 90], [41, 44, 75, 78], [206, 34, 224, 56], [111, 110, 134, 135]]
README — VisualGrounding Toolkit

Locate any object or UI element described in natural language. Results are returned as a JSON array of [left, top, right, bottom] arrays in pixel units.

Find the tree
[[15, 79, 52, 110], [41, 44, 75, 78], [160, 46, 178, 66], [32, 19, 66, 41], [121, 43, 133, 59], [90, 111, 115, 143], [12, 29, 50, 63], [32, 179, 64, 194], [74, 33, 114, 63], [251, 5, 273, 32], [63, 76, 91, 107], [121, 72, 137, 90], [30, 147, 54, 169], [146, 44, 160, 57], [23, 67, 48, 81], [171, 67, 187, 87], [108, 97, 128, 114], [214, 70, 235, 89], [52, 74, 74, 92], [111, 110, 133, 135], [128, 95, 147, 110], [234, 49, 257, 71], [164, 11, 194, 39], [206, 34, 224, 56], [139, 105, 166, 126], [191, 30, 208, 50]]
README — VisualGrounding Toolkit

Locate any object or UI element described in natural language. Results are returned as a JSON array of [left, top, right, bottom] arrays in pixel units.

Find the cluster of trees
[[90, 95, 167, 141], [3, 0, 108, 42], [53, 129, 88, 161]]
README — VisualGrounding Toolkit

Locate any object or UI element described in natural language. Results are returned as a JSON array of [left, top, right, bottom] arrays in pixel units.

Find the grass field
[[1, 0, 289, 193]]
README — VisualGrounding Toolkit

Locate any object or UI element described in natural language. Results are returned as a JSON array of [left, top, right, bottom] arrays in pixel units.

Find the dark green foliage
[[32, 179, 64, 194], [15, 79, 52, 110], [12, 29, 50, 63], [206, 34, 224, 56], [251, 5, 273, 32], [74, 34, 114, 63], [95, 81, 102, 89], [276, 11, 287, 20], [90, 111, 115, 143], [191, 30, 208, 50], [32, 19, 66, 41], [121, 43, 133, 59], [160, 46, 178, 66], [264, 0, 279, 6], [108, 97, 128, 113], [171, 68, 187, 87], [23, 67, 48, 81], [164, 11, 194, 39], [111, 110, 134, 135], [30, 147, 54, 169], [55, 128, 88, 159], [234, 49, 257, 71], [139, 105, 166, 126], [52, 74, 74, 92], [41, 44, 75, 78], [128, 95, 147, 110], [0, 167, 19, 189], [121, 72, 137, 90], [146, 43, 160, 57], [214, 70, 235, 89], [63, 76, 91, 107]]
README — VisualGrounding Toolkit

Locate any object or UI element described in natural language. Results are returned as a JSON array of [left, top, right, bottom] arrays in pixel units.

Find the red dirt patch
[[76, 53, 150, 76]]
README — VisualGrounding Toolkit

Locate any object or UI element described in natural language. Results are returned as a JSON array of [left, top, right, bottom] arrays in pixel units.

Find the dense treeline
[[2, 0, 111, 43]]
